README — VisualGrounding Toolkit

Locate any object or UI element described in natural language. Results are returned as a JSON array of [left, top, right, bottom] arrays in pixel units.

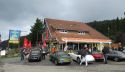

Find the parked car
[[122, 49, 125, 53], [68, 51, 95, 64], [28, 48, 42, 62], [49, 51, 72, 65], [91, 51, 104, 61], [107, 50, 125, 62]]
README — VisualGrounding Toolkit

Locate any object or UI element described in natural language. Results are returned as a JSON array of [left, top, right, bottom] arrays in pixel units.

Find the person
[[93, 47, 97, 52], [80, 45, 89, 66], [42, 47, 46, 60], [23, 48, 31, 61], [118, 46, 124, 51], [64, 45, 68, 52], [102, 46, 110, 64], [51, 46, 56, 54], [20, 47, 24, 62]]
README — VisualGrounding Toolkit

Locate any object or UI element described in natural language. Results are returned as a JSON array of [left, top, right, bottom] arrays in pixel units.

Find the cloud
[[0, 0, 125, 40]]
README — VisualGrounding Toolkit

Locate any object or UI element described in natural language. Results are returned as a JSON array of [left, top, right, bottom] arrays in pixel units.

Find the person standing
[[64, 45, 68, 52], [102, 46, 110, 64], [20, 47, 24, 62], [42, 47, 46, 60], [80, 45, 89, 66], [51, 46, 56, 54]]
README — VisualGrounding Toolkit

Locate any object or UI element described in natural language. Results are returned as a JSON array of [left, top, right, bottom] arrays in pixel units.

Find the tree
[[30, 18, 45, 46]]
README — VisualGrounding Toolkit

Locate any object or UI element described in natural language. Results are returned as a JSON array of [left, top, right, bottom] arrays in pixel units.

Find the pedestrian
[[64, 45, 68, 52], [102, 45, 110, 64], [118, 46, 124, 51], [20, 47, 24, 62], [93, 47, 97, 52], [51, 46, 56, 54], [42, 47, 46, 60], [23, 48, 30, 61], [80, 45, 89, 66]]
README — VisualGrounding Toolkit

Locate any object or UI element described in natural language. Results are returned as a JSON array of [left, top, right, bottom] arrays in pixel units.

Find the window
[[78, 31, 86, 35], [59, 29, 68, 33]]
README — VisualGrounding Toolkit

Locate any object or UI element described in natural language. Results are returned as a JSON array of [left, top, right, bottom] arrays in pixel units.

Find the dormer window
[[78, 31, 88, 35], [59, 29, 68, 33]]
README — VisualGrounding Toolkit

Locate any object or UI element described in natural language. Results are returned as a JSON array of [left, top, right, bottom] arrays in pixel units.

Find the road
[[1, 56, 125, 72]]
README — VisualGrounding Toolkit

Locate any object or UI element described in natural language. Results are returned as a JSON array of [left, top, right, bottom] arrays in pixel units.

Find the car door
[[53, 52, 58, 60], [73, 51, 81, 61], [109, 51, 117, 59], [108, 51, 114, 59]]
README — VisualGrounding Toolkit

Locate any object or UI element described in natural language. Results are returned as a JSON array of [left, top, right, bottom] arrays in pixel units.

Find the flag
[[28, 41, 32, 48], [23, 37, 28, 48], [43, 40, 46, 48]]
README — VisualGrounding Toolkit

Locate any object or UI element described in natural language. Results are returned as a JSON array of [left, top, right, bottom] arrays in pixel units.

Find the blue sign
[[9, 30, 21, 43]]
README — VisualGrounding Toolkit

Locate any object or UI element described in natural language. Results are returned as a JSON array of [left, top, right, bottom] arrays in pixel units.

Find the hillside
[[88, 17, 125, 46]]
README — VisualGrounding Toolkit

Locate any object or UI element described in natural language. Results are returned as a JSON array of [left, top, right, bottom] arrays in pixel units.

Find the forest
[[88, 17, 125, 46]]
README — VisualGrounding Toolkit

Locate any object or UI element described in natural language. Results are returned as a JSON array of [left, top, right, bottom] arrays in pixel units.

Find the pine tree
[[30, 18, 45, 46]]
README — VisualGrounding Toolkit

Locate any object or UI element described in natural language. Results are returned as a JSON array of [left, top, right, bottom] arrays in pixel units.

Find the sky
[[0, 0, 125, 41]]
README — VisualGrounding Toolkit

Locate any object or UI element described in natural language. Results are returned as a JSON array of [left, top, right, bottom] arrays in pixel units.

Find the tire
[[39, 58, 42, 61], [114, 57, 119, 62], [68, 62, 71, 65], [77, 57, 81, 64]]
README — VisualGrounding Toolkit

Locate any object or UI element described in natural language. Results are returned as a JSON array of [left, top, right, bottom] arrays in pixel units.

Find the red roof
[[45, 18, 111, 43]]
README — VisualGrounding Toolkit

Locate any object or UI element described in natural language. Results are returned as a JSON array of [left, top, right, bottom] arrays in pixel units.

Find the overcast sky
[[0, 0, 125, 41]]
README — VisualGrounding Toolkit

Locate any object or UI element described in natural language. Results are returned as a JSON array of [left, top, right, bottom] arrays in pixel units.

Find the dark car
[[49, 51, 72, 65], [107, 50, 125, 62], [28, 48, 42, 62]]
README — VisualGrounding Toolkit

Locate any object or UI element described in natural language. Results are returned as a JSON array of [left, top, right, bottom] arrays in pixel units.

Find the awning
[[62, 37, 112, 43]]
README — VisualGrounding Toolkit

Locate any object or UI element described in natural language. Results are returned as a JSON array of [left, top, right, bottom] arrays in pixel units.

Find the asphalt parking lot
[[1, 56, 125, 72]]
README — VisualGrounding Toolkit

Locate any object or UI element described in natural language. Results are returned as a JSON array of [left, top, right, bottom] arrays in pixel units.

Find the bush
[[5, 48, 20, 57]]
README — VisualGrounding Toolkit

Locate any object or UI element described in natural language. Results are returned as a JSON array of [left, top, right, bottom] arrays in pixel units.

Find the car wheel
[[39, 58, 41, 61], [114, 57, 119, 62], [55, 60, 58, 65], [77, 57, 80, 64], [68, 62, 71, 65]]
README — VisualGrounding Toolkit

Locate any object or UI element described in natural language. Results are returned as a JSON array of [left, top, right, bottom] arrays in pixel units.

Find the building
[[43, 18, 111, 51]]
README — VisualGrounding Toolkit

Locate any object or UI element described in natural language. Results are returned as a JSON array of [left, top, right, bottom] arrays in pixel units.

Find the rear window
[[31, 50, 40, 53]]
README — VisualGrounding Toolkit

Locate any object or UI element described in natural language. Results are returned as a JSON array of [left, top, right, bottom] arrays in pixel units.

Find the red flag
[[23, 37, 28, 48], [28, 41, 32, 48], [43, 40, 46, 48]]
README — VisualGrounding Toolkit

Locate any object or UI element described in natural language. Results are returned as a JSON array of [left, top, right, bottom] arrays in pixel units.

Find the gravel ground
[[0, 60, 4, 72], [1, 56, 125, 72]]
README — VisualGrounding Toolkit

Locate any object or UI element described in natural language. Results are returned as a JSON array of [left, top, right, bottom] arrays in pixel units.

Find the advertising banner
[[9, 30, 21, 44]]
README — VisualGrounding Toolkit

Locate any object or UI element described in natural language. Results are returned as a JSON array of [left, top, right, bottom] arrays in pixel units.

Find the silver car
[[107, 50, 125, 62]]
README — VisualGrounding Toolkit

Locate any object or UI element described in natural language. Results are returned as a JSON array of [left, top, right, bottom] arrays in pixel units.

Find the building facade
[[43, 18, 112, 51]]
